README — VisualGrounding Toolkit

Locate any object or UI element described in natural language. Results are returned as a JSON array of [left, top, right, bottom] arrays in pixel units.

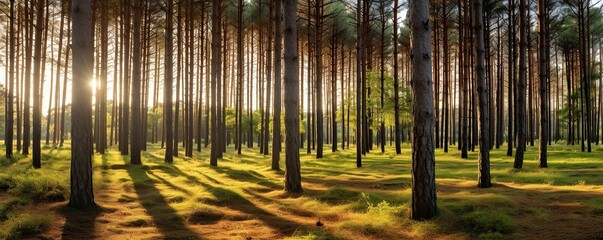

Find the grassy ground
[[0, 142, 602, 239]]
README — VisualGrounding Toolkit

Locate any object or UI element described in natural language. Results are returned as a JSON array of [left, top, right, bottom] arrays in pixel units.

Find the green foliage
[[317, 187, 361, 204], [363, 193, 406, 226], [0, 154, 26, 167], [365, 70, 412, 130], [458, 210, 514, 236], [0, 214, 51, 240], [3, 173, 68, 202], [0, 199, 27, 222]]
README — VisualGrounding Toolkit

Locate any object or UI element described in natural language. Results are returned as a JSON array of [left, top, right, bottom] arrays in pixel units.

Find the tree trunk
[[6, 0, 15, 158], [410, 0, 438, 220], [272, 0, 282, 170], [210, 0, 222, 166], [32, 0, 45, 168], [130, 0, 142, 164], [69, 0, 95, 209], [237, 0, 244, 154], [473, 0, 491, 188], [538, 0, 548, 167], [23, 0, 33, 156], [165, 0, 174, 163], [283, 0, 302, 193], [356, 0, 363, 167], [507, 0, 514, 157], [514, 0, 527, 169], [315, 0, 324, 158]]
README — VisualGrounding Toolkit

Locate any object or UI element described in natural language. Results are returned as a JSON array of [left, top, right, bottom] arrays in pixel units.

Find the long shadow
[[210, 165, 281, 189], [161, 164, 306, 236], [123, 161, 202, 239], [60, 205, 101, 239], [203, 185, 303, 235], [436, 182, 603, 239], [147, 171, 193, 195]]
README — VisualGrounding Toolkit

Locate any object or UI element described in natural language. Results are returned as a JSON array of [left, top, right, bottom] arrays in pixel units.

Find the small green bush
[[0, 214, 51, 240], [458, 210, 514, 236], [478, 232, 504, 240], [8, 174, 68, 202], [0, 199, 28, 222], [318, 188, 361, 204], [0, 174, 14, 190]]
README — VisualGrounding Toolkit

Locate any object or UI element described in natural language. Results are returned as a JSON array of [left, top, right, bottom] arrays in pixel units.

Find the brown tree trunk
[[538, 0, 548, 167], [165, 0, 174, 163], [32, 0, 45, 168], [6, 0, 15, 157], [410, 0, 438, 220], [69, 0, 95, 209], [130, 0, 142, 164], [210, 0, 222, 166], [473, 0, 491, 188], [514, 0, 527, 168], [283, 0, 302, 193], [272, 0, 282, 170]]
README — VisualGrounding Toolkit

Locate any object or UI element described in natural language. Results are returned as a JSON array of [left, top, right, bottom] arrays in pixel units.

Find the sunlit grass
[[0, 141, 601, 239]]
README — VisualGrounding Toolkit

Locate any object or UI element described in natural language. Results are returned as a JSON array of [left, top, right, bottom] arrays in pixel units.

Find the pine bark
[[210, 0, 222, 166], [473, 0, 491, 188], [538, 0, 548, 167], [130, 0, 142, 164], [272, 0, 282, 170], [283, 0, 302, 193], [69, 0, 95, 209], [514, 0, 527, 169], [32, 0, 45, 168], [410, 0, 438, 220], [165, 0, 174, 163]]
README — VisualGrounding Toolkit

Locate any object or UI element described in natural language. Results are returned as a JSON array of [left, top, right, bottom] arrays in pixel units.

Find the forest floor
[[1, 142, 603, 240]]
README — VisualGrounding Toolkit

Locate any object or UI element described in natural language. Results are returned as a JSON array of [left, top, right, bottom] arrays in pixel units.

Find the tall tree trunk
[[272, 0, 282, 170], [538, 0, 548, 167], [315, 0, 324, 158], [165, 0, 174, 163], [60, 11, 71, 147], [54, 1, 66, 146], [507, 0, 514, 157], [410, 0, 438, 220], [473, 0, 491, 188], [356, 0, 363, 167], [70, 0, 95, 209], [23, 0, 33, 156], [120, 0, 130, 155], [210, 0, 222, 166], [263, 0, 274, 157], [32, 0, 45, 168], [441, 0, 449, 153], [283, 0, 302, 193], [237, 0, 244, 154], [97, 0, 108, 153], [6, 0, 15, 158], [514, 0, 527, 169], [130, 0, 142, 164], [393, 0, 401, 154]]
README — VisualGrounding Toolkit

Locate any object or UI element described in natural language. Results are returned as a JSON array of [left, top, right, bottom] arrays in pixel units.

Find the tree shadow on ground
[[123, 159, 203, 239], [159, 164, 307, 236], [60, 205, 102, 239]]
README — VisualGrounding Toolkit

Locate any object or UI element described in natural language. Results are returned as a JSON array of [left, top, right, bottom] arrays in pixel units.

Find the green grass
[[0, 214, 51, 240], [0, 142, 601, 239]]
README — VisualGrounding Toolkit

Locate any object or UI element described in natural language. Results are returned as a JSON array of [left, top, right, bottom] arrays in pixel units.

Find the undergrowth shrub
[[7, 173, 68, 202], [0, 199, 28, 221], [0, 214, 51, 240], [340, 193, 408, 234], [458, 210, 514, 236]]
